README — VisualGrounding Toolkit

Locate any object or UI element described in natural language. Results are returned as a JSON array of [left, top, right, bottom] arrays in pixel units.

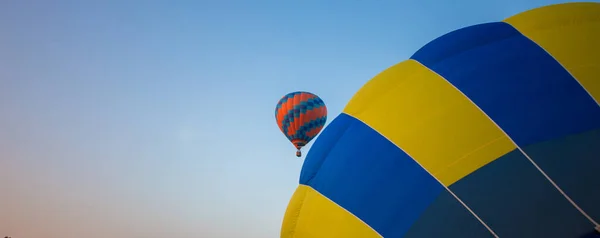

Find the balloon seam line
[[307, 184, 384, 238], [288, 185, 309, 238], [301, 117, 350, 185], [342, 112, 500, 238], [417, 59, 600, 228], [505, 22, 600, 108]]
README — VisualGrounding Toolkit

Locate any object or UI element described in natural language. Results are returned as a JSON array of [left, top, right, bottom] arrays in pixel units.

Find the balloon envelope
[[275, 91, 327, 157], [281, 2, 600, 238]]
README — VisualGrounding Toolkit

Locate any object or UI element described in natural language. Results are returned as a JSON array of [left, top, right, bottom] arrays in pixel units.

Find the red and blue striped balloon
[[275, 91, 327, 157]]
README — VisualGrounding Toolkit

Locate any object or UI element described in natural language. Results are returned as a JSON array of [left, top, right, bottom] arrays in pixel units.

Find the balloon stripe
[[281, 97, 325, 137], [299, 92, 314, 138], [445, 148, 594, 237], [343, 59, 515, 186], [298, 92, 309, 141], [275, 92, 302, 121], [341, 60, 502, 236], [277, 94, 292, 135], [291, 93, 302, 142], [291, 116, 327, 142], [281, 185, 381, 238], [275, 91, 327, 154], [284, 93, 299, 138], [503, 7, 600, 223], [305, 112, 327, 139], [289, 93, 301, 140], [276, 97, 291, 129], [504, 2, 600, 105], [289, 107, 327, 139], [282, 3, 600, 237], [305, 123, 325, 139], [411, 20, 600, 226], [411, 21, 600, 148], [299, 114, 446, 238]]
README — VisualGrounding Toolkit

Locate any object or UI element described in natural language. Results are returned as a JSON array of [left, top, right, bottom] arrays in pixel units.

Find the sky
[[0, 0, 583, 237]]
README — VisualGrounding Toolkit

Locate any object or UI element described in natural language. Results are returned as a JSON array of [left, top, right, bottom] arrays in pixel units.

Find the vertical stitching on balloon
[[341, 112, 500, 238], [415, 59, 600, 228], [287, 185, 308, 238]]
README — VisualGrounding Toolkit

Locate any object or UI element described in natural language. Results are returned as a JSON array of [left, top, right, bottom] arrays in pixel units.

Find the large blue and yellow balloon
[[281, 2, 600, 238]]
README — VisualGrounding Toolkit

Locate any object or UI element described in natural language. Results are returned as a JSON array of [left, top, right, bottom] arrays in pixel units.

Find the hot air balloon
[[281, 2, 600, 238], [275, 91, 327, 157]]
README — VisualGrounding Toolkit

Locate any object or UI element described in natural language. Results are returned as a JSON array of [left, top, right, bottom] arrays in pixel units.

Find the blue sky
[[0, 0, 578, 237]]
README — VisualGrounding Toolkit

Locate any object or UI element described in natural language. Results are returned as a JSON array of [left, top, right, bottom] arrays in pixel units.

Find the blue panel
[[522, 127, 600, 222], [411, 22, 600, 147], [580, 231, 600, 238], [411, 23, 517, 67], [449, 149, 594, 237], [300, 113, 445, 238], [299, 113, 354, 184], [404, 190, 496, 238]]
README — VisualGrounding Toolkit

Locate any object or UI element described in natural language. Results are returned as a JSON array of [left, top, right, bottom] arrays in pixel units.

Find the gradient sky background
[[0, 0, 582, 237]]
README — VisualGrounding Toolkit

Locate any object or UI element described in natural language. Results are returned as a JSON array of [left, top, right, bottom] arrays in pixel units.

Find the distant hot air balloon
[[281, 2, 600, 238], [275, 91, 327, 157]]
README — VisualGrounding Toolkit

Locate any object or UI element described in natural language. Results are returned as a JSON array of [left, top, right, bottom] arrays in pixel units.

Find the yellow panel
[[343, 60, 516, 186], [504, 2, 600, 103], [280, 185, 380, 238]]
